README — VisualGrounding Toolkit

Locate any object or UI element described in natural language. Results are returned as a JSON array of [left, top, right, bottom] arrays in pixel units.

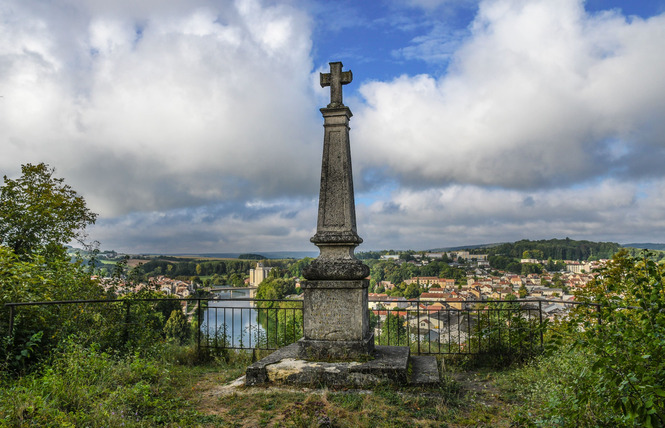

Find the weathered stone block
[[301, 279, 369, 342]]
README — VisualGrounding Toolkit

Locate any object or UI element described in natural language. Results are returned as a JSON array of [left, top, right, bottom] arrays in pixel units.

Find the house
[[426, 252, 446, 259], [368, 293, 390, 309], [380, 280, 395, 290], [426, 302, 446, 312], [490, 287, 516, 300], [384, 297, 408, 310], [445, 298, 464, 310], [464, 281, 481, 289], [439, 278, 455, 288], [509, 276, 524, 287], [527, 274, 541, 285], [467, 288, 481, 299], [419, 293, 446, 301], [405, 276, 438, 286]]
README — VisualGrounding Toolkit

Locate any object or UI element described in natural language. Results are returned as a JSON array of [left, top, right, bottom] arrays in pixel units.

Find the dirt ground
[[185, 368, 519, 427]]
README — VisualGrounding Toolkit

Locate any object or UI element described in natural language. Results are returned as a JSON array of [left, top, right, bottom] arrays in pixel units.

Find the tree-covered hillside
[[482, 238, 621, 260], [624, 242, 665, 251]]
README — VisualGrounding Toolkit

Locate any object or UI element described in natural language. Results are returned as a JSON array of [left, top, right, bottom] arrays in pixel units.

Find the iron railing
[[3, 297, 596, 356], [369, 298, 591, 355]]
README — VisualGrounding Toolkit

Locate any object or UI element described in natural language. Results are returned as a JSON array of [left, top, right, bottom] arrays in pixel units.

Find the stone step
[[409, 356, 440, 386], [245, 344, 410, 387]]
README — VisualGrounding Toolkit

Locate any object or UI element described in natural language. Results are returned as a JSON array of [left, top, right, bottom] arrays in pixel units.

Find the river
[[202, 288, 264, 349]]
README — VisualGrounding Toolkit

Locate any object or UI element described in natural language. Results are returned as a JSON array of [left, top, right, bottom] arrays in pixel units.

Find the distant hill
[[623, 243, 665, 251], [238, 253, 266, 260], [430, 238, 621, 261], [428, 243, 505, 252], [167, 251, 318, 260], [484, 238, 621, 260]]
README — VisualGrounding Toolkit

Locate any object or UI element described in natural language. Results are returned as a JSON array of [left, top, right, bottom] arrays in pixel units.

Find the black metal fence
[[201, 298, 302, 351], [3, 297, 594, 356], [371, 299, 572, 356]]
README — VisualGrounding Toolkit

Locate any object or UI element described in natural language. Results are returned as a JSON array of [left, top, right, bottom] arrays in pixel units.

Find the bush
[[506, 250, 665, 427], [164, 309, 190, 345], [0, 338, 230, 426], [0, 246, 105, 373]]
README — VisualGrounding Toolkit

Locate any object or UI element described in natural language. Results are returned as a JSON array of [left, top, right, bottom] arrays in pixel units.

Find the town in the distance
[[82, 238, 665, 321]]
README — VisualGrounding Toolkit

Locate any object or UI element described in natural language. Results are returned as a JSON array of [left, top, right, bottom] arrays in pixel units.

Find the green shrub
[[0, 338, 228, 426], [164, 309, 190, 345], [504, 251, 665, 427], [565, 251, 665, 427]]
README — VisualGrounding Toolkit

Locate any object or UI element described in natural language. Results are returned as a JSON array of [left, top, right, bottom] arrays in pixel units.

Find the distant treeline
[[624, 243, 665, 251], [481, 238, 622, 261], [237, 253, 265, 260], [140, 258, 304, 277], [359, 239, 623, 262]]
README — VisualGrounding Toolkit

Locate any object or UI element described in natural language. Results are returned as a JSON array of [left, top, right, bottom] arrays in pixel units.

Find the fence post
[[417, 302, 421, 355], [197, 299, 202, 358], [123, 301, 131, 345], [538, 300, 544, 350], [8, 305, 14, 338]]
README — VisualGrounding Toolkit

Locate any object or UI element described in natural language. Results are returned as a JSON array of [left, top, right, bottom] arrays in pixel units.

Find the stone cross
[[320, 62, 353, 108], [299, 61, 372, 360], [246, 60, 435, 388]]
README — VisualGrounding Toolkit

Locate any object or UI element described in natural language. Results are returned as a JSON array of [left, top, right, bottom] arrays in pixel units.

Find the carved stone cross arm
[[320, 62, 352, 108]]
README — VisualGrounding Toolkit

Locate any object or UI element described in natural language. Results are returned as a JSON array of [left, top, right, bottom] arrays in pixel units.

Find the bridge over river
[[207, 286, 258, 297]]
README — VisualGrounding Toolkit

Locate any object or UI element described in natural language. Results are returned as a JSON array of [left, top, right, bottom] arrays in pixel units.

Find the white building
[[249, 262, 272, 286]]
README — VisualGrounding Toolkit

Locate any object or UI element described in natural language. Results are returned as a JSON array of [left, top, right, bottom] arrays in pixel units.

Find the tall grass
[[0, 338, 247, 426]]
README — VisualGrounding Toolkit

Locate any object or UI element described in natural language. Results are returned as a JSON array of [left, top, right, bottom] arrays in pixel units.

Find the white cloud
[[355, 0, 665, 190], [0, 0, 321, 217], [89, 197, 318, 253], [356, 178, 665, 249], [3, 0, 665, 253]]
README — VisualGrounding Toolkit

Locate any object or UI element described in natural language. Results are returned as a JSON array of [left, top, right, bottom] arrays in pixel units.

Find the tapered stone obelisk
[[299, 62, 373, 359]]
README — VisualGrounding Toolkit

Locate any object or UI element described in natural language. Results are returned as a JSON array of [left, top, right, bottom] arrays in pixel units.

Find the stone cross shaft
[[320, 61, 353, 108], [305, 61, 368, 281]]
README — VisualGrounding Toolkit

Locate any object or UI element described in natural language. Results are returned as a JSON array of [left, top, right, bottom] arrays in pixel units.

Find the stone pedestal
[[298, 279, 373, 360]]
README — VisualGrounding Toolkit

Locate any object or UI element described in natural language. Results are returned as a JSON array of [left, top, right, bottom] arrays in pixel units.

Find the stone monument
[[299, 62, 373, 360], [245, 62, 439, 387]]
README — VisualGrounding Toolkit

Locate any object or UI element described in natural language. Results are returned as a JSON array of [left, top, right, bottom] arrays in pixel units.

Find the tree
[[506, 262, 522, 274], [0, 163, 97, 256], [378, 313, 407, 346], [229, 273, 244, 287], [255, 277, 296, 300], [518, 283, 528, 298], [404, 283, 421, 299], [163, 309, 190, 345], [559, 250, 665, 426]]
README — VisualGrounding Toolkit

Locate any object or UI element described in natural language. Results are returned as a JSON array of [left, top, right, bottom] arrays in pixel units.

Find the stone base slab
[[408, 356, 440, 386], [298, 334, 374, 360], [245, 343, 411, 387]]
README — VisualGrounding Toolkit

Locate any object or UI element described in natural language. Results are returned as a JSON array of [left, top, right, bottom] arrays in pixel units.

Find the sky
[[2, 0, 665, 254]]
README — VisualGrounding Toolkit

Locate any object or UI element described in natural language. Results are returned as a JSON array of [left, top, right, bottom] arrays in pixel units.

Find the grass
[[0, 341, 543, 427], [203, 387, 465, 427]]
